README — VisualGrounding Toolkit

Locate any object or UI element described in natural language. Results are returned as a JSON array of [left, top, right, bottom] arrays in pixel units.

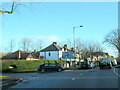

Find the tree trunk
[[118, 51, 120, 57]]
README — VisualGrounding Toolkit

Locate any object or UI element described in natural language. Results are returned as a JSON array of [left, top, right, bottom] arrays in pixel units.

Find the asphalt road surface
[[2, 67, 120, 88]]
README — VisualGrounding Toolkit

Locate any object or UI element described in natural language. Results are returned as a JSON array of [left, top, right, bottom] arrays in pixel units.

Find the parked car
[[79, 60, 95, 69], [37, 63, 64, 73], [117, 61, 120, 65], [99, 58, 112, 69], [111, 60, 117, 66]]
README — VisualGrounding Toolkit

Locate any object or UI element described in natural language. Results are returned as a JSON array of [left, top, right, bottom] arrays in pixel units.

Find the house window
[[49, 53, 51, 56]]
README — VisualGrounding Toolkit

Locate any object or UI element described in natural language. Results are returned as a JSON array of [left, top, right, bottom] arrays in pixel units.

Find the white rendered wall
[[40, 52, 45, 56], [46, 51, 59, 60], [59, 51, 62, 58], [40, 51, 60, 60]]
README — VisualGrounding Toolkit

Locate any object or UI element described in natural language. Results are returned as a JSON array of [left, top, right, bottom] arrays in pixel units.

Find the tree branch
[[0, 2, 15, 14]]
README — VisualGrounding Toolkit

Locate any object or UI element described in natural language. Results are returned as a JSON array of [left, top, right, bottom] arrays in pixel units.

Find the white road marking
[[113, 68, 120, 76], [72, 78, 75, 80]]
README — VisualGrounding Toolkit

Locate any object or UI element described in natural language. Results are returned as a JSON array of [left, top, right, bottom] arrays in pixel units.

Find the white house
[[40, 42, 64, 60], [40, 42, 74, 60]]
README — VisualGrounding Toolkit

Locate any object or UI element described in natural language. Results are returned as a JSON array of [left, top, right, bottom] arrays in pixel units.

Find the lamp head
[[79, 25, 83, 27]]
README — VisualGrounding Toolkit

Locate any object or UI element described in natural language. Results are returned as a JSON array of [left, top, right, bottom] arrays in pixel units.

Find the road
[[2, 67, 120, 88]]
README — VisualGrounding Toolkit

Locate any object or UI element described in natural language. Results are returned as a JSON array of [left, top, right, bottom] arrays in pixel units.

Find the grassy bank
[[0, 76, 9, 78], [1, 60, 66, 73]]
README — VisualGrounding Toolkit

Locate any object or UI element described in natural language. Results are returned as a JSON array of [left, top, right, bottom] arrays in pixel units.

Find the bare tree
[[82, 41, 103, 60], [86, 41, 103, 53], [0, 2, 18, 14], [31, 39, 44, 51], [75, 38, 83, 59], [9, 39, 15, 53], [82, 41, 94, 60], [36, 39, 44, 51], [59, 39, 72, 48], [66, 39, 72, 48], [104, 29, 120, 57], [21, 38, 31, 52], [3, 39, 16, 53], [30, 40, 35, 51]]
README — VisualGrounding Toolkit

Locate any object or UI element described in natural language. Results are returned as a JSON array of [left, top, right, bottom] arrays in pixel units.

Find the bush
[[1, 60, 66, 73]]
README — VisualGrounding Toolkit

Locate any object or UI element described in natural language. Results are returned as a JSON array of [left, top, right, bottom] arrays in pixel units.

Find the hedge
[[1, 60, 66, 73]]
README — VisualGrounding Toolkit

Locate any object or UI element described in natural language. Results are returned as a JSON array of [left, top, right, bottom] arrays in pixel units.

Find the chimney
[[53, 42, 57, 45], [64, 44, 68, 48], [34, 49, 37, 53], [71, 47, 74, 51], [63, 44, 68, 51], [18, 50, 21, 59]]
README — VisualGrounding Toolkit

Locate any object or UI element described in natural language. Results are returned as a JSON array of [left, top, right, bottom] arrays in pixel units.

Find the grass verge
[[1, 60, 66, 73]]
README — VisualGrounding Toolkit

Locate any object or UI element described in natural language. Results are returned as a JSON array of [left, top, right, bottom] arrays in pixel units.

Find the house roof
[[2, 53, 18, 59], [21, 53, 30, 59], [1, 50, 24, 59], [2, 50, 39, 60], [86, 52, 109, 57], [31, 52, 39, 58], [40, 43, 63, 52]]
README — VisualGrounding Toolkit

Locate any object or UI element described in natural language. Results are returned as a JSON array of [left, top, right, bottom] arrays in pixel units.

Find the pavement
[[1, 67, 120, 88], [0, 76, 24, 89]]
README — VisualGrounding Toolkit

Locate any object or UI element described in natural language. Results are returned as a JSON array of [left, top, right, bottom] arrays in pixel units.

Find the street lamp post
[[73, 25, 83, 67], [118, 29, 120, 57]]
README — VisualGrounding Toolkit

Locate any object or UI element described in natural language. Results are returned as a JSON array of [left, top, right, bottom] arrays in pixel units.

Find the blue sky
[[2, 2, 118, 57]]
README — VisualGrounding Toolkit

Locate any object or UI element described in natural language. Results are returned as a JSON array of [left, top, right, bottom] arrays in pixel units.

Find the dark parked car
[[117, 61, 120, 65], [99, 58, 112, 69], [38, 63, 64, 73], [79, 60, 95, 69]]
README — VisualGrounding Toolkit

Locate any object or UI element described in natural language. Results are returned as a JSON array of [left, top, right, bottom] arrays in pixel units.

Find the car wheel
[[100, 67, 102, 69], [41, 69, 45, 73], [57, 68, 62, 72], [38, 69, 40, 72]]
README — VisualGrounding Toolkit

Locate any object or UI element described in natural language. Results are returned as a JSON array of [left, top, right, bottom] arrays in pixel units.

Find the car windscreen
[[100, 58, 111, 63], [81, 62, 87, 64]]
